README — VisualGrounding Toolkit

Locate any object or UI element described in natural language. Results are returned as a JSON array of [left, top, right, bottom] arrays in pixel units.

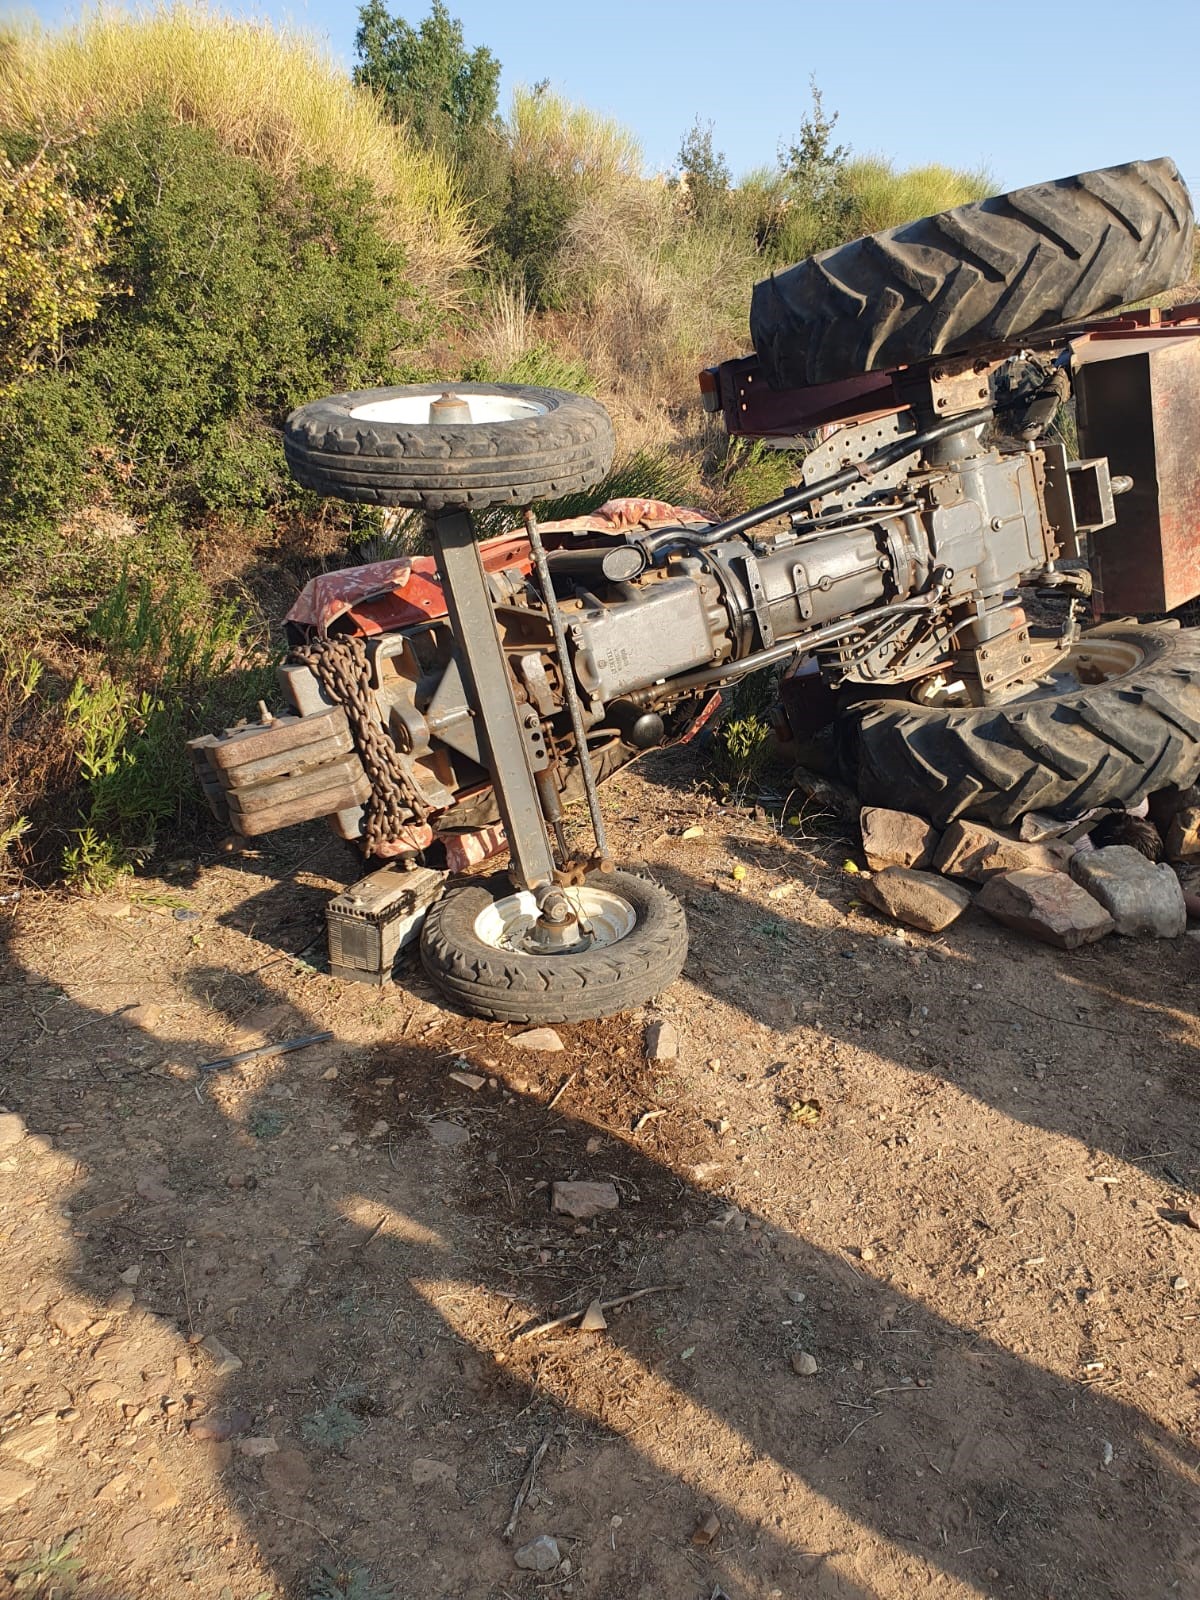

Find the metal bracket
[[742, 551, 775, 648], [427, 509, 558, 894]]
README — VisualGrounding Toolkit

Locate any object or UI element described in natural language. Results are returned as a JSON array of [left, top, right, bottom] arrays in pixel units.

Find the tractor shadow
[[3, 925, 1199, 1599]]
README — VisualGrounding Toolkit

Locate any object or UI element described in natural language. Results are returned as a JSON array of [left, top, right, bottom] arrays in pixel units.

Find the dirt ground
[[2, 743, 1199, 1600]]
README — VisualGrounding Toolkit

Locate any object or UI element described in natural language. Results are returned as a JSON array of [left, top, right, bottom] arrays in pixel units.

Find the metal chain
[[292, 634, 429, 853]]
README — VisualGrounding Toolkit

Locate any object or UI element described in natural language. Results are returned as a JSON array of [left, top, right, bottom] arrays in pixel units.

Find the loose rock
[[512, 1027, 564, 1053], [135, 1166, 176, 1204], [238, 1436, 280, 1457], [579, 1298, 608, 1332], [791, 1351, 819, 1376], [427, 1119, 470, 1148], [860, 806, 940, 871], [448, 1070, 486, 1091], [551, 1180, 619, 1219], [188, 1410, 252, 1443], [0, 1466, 36, 1510], [48, 1299, 91, 1339], [1069, 846, 1186, 938], [515, 1535, 560, 1572], [935, 818, 1073, 881], [199, 1334, 243, 1377], [976, 869, 1113, 950], [644, 1019, 679, 1061], [859, 867, 971, 933], [1, 1424, 56, 1465], [0, 1112, 26, 1148], [1165, 805, 1200, 861], [691, 1510, 721, 1546]]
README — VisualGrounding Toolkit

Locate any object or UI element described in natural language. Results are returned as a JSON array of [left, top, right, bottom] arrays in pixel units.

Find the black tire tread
[[284, 382, 615, 512], [751, 158, 1193, 388], [420, 869, 688, 1024], [841, 623, 1200, 826]]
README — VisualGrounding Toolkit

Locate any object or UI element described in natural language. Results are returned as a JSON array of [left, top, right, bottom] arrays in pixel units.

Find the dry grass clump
[[0, 3, 476, 298], [507, 85, 642, 188]]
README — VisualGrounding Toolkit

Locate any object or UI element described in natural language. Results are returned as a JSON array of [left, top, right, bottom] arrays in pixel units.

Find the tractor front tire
[[284, 383, 614, 511], [420, 869, 688, 1024]]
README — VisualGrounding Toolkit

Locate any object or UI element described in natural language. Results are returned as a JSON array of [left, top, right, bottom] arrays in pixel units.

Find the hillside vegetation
[[0, 2, 993, 885]]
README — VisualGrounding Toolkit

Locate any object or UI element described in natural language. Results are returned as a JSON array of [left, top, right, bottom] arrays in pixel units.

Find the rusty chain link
[[292, 634, 430, 853]]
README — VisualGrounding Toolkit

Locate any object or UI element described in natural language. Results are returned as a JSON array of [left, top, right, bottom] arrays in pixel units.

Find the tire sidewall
[[420, 869, 687, 1023]]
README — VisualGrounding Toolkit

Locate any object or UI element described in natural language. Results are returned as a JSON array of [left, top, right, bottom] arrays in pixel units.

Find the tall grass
[[0, 3, 476, 298], [507, 86, 642, 188], [841, 157, 994, 234]]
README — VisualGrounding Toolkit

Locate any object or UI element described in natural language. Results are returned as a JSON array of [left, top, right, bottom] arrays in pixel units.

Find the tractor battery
[[326, 864, 447, 985]]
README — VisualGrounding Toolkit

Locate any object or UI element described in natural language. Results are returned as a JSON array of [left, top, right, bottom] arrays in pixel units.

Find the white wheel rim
[[349, 395, 548, 425], [474, 886, 637, 954]]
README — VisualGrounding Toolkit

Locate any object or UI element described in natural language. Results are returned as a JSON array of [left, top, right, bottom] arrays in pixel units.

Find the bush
[[0, 3, 474, 295], [59, 568, 276, 884], [0, 145, 111, 393], [0, 106, 411, 554]]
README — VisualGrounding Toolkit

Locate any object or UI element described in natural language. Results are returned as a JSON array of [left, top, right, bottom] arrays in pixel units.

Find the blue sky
[[18, 0, 1200, 196]]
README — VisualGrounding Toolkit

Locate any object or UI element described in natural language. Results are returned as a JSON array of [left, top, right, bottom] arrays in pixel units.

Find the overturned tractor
[[192, 156, 1200, 1021]]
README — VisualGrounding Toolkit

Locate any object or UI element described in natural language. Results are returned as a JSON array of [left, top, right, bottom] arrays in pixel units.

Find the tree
[[675, 118, 730, 223], [353, 0, 501, 153], [777, 79, 852, 252]]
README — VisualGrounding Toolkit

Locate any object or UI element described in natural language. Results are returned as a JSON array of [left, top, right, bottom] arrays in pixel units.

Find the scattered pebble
[[238, 1436, 280, 1457], [47, 1300, 90, 1339], [514, 1534, 560, 1572], [512, 1027, 564, 1052], [322, 1067, 339, 1081], [579, 1298, 608, 1332], [691, 1510, 721, 1546], [449, 1070, 486, 1091], [188, 1410, 252, 1443], [199, 1334, 243, 1377], [791, 1351, 818, 1376], [860, 1246, 876, 1262], [427, 1119, 470, 1148], [0, 1112, 26, 1148], [645, 1020, 679, 1061], [551, 1180, 619, 1219]]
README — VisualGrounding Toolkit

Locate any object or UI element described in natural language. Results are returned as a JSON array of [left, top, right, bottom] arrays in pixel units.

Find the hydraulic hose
[[643, 405, 993, 554]]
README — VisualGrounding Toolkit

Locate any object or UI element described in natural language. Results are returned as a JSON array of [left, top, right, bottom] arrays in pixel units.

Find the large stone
[[859, 807, 940, 871], [976, 869, 1113, 950], [859, 867, 971, 933], [1165, 805, 1200, 862], [934, 819, 1072, 882], [1070, 846, 1186, 937]]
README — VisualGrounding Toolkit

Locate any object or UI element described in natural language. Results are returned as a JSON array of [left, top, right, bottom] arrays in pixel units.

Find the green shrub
[[710, 668, 781, 794], [0, 106, 412, 553], [58, 568, 276, 885], [0, 4, 475, 295], [0, 145, 111, 393]]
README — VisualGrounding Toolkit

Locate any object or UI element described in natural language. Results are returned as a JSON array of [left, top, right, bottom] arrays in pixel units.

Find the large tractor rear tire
[[839, 622, 1200, 827], [751, 158, 1193, 389]]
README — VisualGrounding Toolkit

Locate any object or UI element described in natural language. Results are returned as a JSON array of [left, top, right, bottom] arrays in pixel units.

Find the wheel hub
[[473, 886, 637, 956]]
